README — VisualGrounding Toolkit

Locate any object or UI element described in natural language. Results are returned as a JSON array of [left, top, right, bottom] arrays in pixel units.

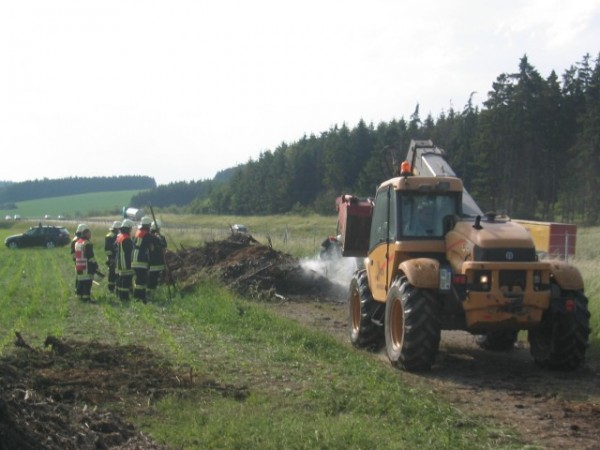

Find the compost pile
[[0, 334, 247, 450], [0, 335, 177, 449], [165, 233, 346, 300]]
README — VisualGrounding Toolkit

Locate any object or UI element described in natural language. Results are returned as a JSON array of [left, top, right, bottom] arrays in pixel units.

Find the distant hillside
[[0, 189, 144, 219], [0, 176, 156, 203]]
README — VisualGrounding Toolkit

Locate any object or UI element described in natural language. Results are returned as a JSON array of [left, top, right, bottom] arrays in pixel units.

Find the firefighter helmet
[[121, 219, 135, 229], [110, 220, 121, 230], [76, 223, 89, 233], [151, 220, 160, 231], [139, 216, 152, 228]]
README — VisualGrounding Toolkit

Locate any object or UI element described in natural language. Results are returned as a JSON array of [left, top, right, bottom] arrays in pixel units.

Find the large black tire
[[384, 276, 441, 371], [528, 290, 590, 369], [348, 270, 384, 349], [475, 330, 518, 351]]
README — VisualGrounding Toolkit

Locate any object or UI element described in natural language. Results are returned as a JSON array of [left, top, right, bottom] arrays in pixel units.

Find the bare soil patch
[[0, 334, 247, 450]]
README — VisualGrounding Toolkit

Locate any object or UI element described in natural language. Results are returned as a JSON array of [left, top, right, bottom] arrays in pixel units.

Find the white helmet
[[76, 223, 89, 233], [121, 219, 135, 229], [139, 216, 152, 228], [150, 220, 160, 231], [110, 220, 121, 230]]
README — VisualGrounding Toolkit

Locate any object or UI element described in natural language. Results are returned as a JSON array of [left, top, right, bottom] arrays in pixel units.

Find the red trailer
[[336, 195, 373, 257]]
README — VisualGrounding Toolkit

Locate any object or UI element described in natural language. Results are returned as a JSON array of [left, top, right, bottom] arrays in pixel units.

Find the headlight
[[472, 270, 492, 291]]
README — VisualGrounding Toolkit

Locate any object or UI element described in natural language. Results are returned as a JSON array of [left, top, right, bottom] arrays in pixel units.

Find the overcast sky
[[1, 1, 598, 186]]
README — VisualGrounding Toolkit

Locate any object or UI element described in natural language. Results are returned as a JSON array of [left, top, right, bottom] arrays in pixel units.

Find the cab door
[[365, 187, 397, 301]]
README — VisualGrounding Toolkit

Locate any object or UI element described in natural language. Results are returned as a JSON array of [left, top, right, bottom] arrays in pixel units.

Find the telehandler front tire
[[384, 276, 441, 371], [528, 289, 590, 370], [348, 270, 383, 349]]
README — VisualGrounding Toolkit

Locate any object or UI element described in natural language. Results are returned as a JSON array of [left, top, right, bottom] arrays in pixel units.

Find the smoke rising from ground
[[300, 255, 360, 289]]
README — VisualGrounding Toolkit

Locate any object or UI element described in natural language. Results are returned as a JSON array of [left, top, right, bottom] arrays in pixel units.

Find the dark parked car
[[5, 225, 71, 249]]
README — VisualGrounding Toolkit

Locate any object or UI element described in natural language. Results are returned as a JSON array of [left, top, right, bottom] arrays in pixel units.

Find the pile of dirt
[[0, 333, 247, 450], [165, 233, 346, 300]]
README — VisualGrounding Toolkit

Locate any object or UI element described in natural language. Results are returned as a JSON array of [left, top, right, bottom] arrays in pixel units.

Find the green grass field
[[0, 219, 598, 448], [0, 189, 143, 220]]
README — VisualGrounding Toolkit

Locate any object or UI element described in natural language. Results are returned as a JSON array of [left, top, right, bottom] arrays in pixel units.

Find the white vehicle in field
[[232, 224, 248, 233]]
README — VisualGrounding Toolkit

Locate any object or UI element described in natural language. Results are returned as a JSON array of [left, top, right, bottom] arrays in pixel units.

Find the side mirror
[[443, 215, 456, 234]]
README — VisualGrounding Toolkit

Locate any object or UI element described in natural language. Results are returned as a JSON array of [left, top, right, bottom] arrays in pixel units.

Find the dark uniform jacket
[[104, 230, 118, 264], [132, 229, 151, 270], [115, 232, 133, 275], [149, 233, 167, 271]]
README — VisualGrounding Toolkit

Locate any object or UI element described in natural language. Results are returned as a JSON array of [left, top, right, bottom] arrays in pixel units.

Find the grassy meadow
[[0, 189, 142, 220], [0, 218, 598, 448]]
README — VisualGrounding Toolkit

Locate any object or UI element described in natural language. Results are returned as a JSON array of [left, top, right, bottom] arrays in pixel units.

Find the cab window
[[399, 193, 458, 238]]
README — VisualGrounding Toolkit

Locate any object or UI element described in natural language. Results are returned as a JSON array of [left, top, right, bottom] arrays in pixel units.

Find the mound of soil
[[0, 333, 247, 450], [165, 233, 345, 300]]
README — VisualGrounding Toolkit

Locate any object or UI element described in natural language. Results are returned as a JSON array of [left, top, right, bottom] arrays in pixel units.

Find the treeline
[[130, 167, 235, 208], [131, 179, 217, 208], [140, 53, 600, 224], [0, 176, 156, 203]]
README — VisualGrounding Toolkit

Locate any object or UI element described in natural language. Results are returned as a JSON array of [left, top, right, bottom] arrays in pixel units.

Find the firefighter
[[115, 219, 135, 301], [104, 221, 121, 293], [320, 235, 342, 260], [132, 216, 152, 302], [70, 224, 84, 261], [147, 220, 167, 300], [74, 224, 99, 302], [70, 224, 85, 292]]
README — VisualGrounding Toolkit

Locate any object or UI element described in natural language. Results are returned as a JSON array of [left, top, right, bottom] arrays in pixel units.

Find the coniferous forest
[[137, 53, 598, 224]]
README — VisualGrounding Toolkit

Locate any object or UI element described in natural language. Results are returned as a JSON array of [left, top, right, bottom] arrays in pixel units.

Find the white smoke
[[300, 255, 360, 287]]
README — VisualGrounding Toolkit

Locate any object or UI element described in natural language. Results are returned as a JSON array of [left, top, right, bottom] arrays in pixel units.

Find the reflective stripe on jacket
[[116, 232, 133, 274], [132, 229, 151, 269]]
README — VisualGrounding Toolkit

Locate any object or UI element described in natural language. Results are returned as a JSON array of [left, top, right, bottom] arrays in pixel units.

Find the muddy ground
[[2, 234, 599, 449]]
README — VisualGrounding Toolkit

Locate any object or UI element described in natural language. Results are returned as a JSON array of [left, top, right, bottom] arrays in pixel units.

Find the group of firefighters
[[72, 217, 167, 303]]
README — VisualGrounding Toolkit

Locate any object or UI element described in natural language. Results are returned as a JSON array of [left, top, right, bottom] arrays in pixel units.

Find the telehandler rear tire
[[384, 276, 441, 371], [349, 270, 384, 349], [528, 290, 590, 369]]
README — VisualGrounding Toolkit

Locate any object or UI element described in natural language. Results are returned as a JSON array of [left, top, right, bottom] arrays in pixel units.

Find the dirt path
[[271, 298, 600, 450]]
